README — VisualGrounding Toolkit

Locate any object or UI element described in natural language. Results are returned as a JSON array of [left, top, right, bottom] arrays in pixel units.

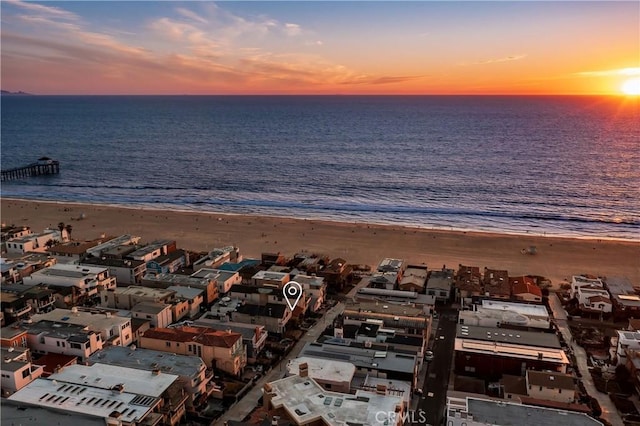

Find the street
[[414, 307, 458, 426]]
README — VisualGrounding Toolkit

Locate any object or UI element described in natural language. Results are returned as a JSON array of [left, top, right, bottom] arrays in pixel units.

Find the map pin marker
[[283, 281, 303, 311]]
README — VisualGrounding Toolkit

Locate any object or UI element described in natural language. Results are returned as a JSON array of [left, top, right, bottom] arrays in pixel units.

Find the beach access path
[[549, 293, 624, 426]]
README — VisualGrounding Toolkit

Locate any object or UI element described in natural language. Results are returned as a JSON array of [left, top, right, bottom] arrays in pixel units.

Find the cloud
[[576, 67, 640, 77], [465, 54, 527, 65], [176, 7, 209, 25], [4, 0, 78, 20], [340, 75, 425, 85], [284, 23, 302, 36]]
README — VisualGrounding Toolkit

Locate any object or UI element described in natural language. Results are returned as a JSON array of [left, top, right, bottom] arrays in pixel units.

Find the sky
[[1, 1, 639, 95]]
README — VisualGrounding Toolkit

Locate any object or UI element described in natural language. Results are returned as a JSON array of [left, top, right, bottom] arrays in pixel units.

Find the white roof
[[287, 356, 356, 383], [481, 300, 549, 318], [455, 338, 569, 364], [8, 378, 155, 423], [49, 363, 178, 397], [32, 308, 130, 330]]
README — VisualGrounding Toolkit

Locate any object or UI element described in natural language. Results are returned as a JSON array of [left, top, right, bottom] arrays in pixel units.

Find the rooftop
[[606, 276, 640, 307], [266, 374, 404, 426], [286, 357, 356, 383], [143, 273, 212, 287], [81, 257, 145, 269], [510, 276, 542, 297], [8, 377, 156, 423], [236, 303, 287, 318], [24, 320, 94, 341], [1, 399, 107, 426], [377, 258, 404, 273], [50, 363, 178, 398], [131, 302, 170, 315], [300, 341, 416, 374], [527, 370, 575, 390], [166, 285, 204, 300], [142, 326, 241, 348], [191, 268, 238, 282], [456, 324, 561, 349], [128, 240, 174, 258], [88, 346, 205, 378], [111, 285, 175, 298], [48, 238, 112, 255], [481, 300, 549, 319], [32, 308, 130, 330], [251, 270, 289, 281], [426, 269, 454, 290], [463, 397, 602, 426], [194, 317, 264, 340]]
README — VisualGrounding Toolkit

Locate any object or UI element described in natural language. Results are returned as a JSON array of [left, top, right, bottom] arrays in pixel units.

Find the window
[[539, 386, 543, 391], [22, 369, 30, 379], [70, 342, 82, 349], [166, 341, 171, 347], [559, 389, 562, 393]]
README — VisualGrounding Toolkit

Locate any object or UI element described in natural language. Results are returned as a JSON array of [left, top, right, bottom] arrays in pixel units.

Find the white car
[[424, 350, 434, 361]]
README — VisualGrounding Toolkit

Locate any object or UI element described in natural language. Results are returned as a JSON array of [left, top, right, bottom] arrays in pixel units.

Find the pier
[[1, 157, 60, 182]]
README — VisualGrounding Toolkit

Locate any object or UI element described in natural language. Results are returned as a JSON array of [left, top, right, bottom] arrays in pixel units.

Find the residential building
[[510, 276, 543, 303], [261, 252, 287, 267], [264, 373, 405, 426], [369, 272, 398, 290], [216, 258, 260, 273], [85, 234, 141, 258], [20, 286, 56, 315], [426, 268, 455, 302], [140, 326, 246, 376], [459, 300, 551, 331], [131, 318, 151, 346], [11, 363, 186, 426], [100, 285, 176, 310], [23, 320, 103, 360], [191, 268, 241, 295], [294, 274, 326, 312], [231, 303, 292, 334], [131, 302, 173, 329], [483, 268, 510, 299], [446, 396, 603, 426], [299, 340, 418, 387], [23, 264, 116, 297], [127, 239, 176, 262], [47, 237, 110, 263], [576, 285, 612, 315], [526, 370, 576, 403], [342, 302, 431, 337], [192, 246, 241, 270], [1, 292, 32, 325], [605, 276, 640, 320], [81, 257, 147, 285], [1, 253, 57, 284], [167, 285, 204, 318], [612, 330, 640, 365], [1, 346, 44, 396], [32, 308, 133, 347], [33, 352, 77, 377], [354, 288, 435, 312], [146, 249, 187, 275], [89, 345, 212, 410], [194, 315, 267, 362], [570, 275, 604, 299], [318, 257, 352, 291], [399, 264, 428, 293], [1, 225, 32, 242], [251, 270, 290, 288], [285, 357, 355, 394], [377, 258, 405, 275], [455, 265, 483, 301], [454, 324, 569, 378], [142, 273, 219, 305], [1, 326, 28, 348], [5, 228, 67, 254], [1, 398, 107, 426]]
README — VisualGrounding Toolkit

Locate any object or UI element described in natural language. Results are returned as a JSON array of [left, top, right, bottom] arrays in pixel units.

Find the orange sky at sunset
[[1, 1, 638, 95]]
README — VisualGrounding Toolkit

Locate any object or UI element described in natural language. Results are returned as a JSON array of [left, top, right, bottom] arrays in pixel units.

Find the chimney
[[376, 384, 387, 395], [299, 362, 309, 378], [152, 368, 161, 375]]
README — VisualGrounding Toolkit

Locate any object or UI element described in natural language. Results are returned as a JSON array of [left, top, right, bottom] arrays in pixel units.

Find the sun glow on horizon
[[621, 78, 640, 95]]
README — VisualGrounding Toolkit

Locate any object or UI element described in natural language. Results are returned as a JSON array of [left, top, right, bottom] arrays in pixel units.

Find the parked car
[[424, 350, 434, 362]]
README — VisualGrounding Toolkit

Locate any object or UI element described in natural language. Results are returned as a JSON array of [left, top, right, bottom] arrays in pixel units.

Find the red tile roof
[[142, 326, 241, 348], [34, 353, 77, 376], [510, 276, 542, 297]]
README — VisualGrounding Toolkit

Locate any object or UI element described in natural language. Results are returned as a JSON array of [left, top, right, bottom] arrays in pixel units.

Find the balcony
[[7, 305, 32, 318]]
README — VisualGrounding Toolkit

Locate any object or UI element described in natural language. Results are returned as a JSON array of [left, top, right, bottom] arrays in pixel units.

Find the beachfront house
[[190, 268, 242, 295], [22, 264, 116, 297], [483, 268, 510, 299], [605, 276, 640, 320], [426, 267, 455, 303], [510, 276, 543, 303], [5, 228, 68, 254], [0, 346, 44, 396], [576, 285, 612, 316], [81, 257, 147, 285], [570, 275, 604, 299], [399, 265, 428, 293]]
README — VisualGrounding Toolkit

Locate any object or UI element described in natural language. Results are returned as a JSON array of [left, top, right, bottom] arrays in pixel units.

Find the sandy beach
[[1, 198, 638, 287]]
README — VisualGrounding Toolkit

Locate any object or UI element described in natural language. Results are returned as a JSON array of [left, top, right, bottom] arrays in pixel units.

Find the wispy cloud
[[576, 67, 640, 77], [4, 0, 78, 20], [176, 7, 209, 25], [461, 54, 527, 66], [284, 23, 302, 36]]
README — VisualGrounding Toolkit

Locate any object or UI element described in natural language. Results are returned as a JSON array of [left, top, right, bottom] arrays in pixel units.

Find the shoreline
[[1, 196, 636, 243], [2, 197, 639, 286]]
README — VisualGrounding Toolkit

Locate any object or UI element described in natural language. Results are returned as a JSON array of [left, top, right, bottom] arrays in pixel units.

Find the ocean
[[1, 95, 638, 240]]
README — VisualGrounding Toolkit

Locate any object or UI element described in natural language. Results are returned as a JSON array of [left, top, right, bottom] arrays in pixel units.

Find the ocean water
[[1, 95, 639, 240]]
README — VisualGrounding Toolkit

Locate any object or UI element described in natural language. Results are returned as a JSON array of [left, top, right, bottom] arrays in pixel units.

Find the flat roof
[[455, 339, 569, 364], [527, 370, 575, 390], [481, 299, 549, 318], [426, 270, 454, 290], [377, 258, 404, 272], [36, 263, 108, 275], [8, 378, 155, 423], [465, 397, 602, 426], [287, 356, 356, 383], [193, 317, 264, 340], [191, 268, 239, 282], [112, 285, 175, 298], [88, 346, 205, 378], [1, 399, 107, 426], [49, 363, 178, 398], [24, 320, 94, 341], [131, 302, 170, 315], [267, 374, 403, 426], [143, 273, 211, 286], [82, 257, 145, 268], [32, 308, 130, 330], [363, 376, 412, 405], [251, 270, 289, 280], [300, 341, 416, 374], [166, 285, 203, 299], [456, 325, 560, 348]]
